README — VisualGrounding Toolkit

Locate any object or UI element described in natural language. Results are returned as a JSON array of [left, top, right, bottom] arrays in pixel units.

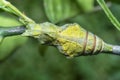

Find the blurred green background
[[0, 0, 120, 80]]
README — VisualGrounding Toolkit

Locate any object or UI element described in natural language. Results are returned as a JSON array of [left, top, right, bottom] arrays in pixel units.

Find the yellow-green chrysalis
[[22, 22, 119, 58]]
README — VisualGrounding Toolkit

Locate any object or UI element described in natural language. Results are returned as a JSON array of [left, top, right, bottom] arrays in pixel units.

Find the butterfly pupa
[[22, 22, 120, 58]]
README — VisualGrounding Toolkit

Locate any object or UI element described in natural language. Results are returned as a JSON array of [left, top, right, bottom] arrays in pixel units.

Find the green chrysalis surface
[[22, 22, 113, 58]]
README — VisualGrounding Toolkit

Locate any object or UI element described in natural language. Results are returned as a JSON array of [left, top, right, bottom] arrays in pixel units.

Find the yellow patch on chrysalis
[[60, 24, 86, 38], [56, 23, 87, 57], [57, 38, 83, 57]]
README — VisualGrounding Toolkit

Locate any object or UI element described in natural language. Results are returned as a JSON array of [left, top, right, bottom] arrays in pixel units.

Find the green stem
[[97, 0, 120, 31], [0, 0, 35, 25]]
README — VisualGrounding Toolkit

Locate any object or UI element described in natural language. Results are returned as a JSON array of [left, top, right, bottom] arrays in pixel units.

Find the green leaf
[[44, 0, 80, 23], [0, 13, 22, 26], [0, 0, 5, 7], [0, 37, 27, 60], [0, 36, 3, 43], [76, 0, 94, 12], [97, 0, 120, 31]]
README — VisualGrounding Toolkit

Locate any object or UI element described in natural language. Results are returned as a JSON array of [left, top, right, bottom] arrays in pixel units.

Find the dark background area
[[0, 0, 120, 80]]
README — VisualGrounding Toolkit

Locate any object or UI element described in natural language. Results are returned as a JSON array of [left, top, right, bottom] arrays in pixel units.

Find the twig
[[0, 26, 26, 37]]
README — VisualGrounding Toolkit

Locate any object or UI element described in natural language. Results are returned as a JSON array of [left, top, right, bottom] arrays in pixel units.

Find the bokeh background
[[0, 0, 120, 80]]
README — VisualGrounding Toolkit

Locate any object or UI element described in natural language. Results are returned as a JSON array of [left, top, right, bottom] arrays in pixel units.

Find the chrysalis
[[22, 22, 120, 58], [54, 23, 113, 58]]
